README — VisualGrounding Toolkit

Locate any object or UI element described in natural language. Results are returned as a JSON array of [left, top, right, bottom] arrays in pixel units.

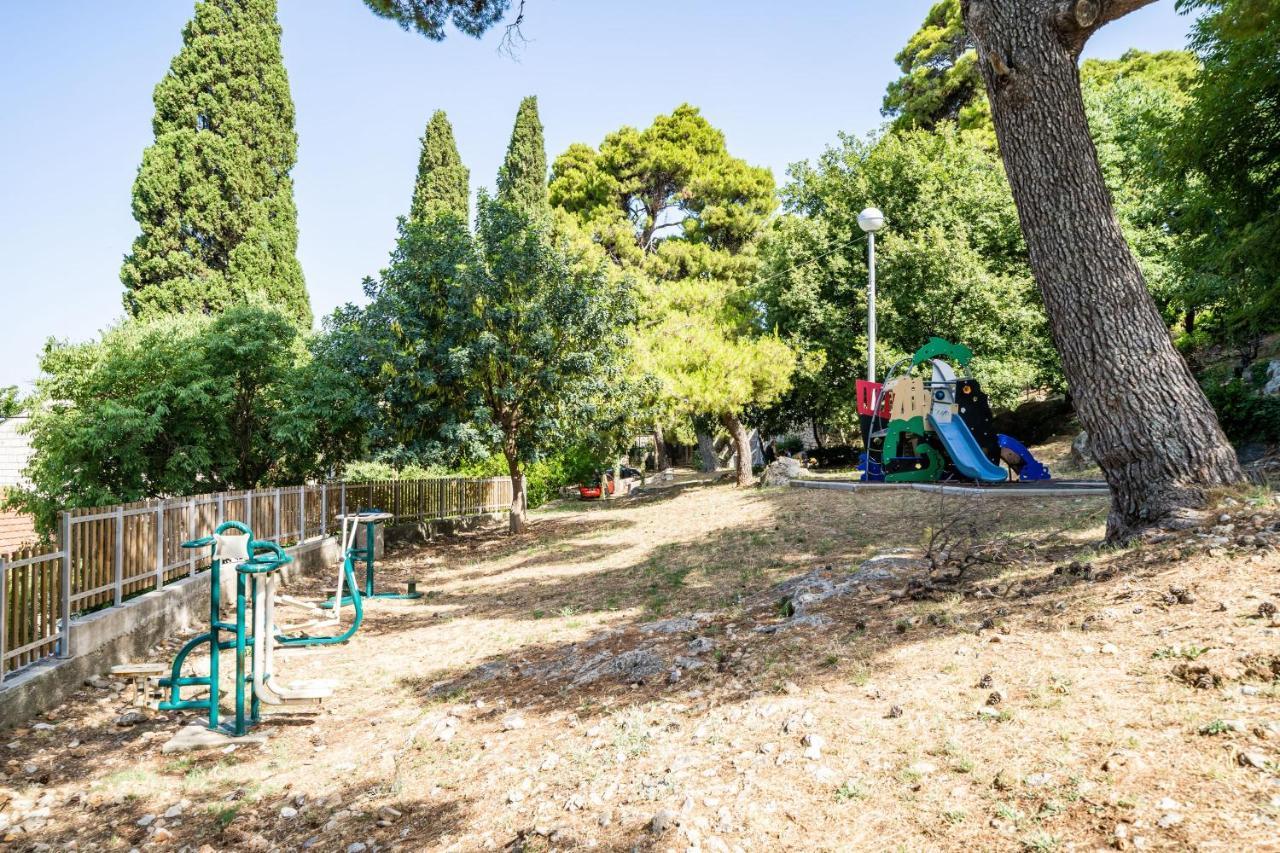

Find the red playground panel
[[856, 379, 893, 418]]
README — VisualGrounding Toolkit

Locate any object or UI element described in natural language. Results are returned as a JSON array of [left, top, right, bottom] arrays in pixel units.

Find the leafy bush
[[7, 304, 366, 534], [776, 435, 806, 455], [1201, 379, 1280, 445], [458, 445, 603, 509], [340, 461, 448, 482]]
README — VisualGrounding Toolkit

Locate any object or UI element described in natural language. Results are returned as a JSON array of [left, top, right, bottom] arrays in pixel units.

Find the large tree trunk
[[696, 431, 719, 473], [963, 0, 1242, 540], [721, 413, 754, 488], [652, 423, 668, 472], [693, 416, 719, 473], [503, 449, 527, 534]]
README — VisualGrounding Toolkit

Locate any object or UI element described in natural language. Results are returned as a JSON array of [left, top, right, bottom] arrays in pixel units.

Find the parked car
[[577, 473, 616, 500]]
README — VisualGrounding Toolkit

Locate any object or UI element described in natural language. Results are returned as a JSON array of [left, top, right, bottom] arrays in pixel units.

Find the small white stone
[[280, 806, 298, 819], [136, 814, 155, 827], [1100, 643, 1119, 655]]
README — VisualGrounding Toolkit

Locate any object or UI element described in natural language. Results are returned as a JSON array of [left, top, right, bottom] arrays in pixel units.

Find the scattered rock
[[1100, 643, 1119, 656], [1068, 431, 1092, 469], [1238, 751, 1268, 769], [280, 806, 298, 819], [502, 714, 526, 731], [640, 617, 699, 635], [687, 637, 714, 655], [649, 808, 676, 835], [759, 458, 805, 487], [571, 648, 667, 686], [886, 705, 904, 719], [115, 710, 147, 727]]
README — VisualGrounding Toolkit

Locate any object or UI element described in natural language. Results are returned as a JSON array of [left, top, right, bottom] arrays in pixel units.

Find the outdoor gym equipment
[[319, 510, 419, 606], [271, 511, 372, 647], [157, 522, 333, 737], [855, 337, 1052, 485]]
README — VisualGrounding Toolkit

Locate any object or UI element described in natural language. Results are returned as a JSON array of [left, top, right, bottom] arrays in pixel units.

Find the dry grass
[[1, 471, 1278, 852]]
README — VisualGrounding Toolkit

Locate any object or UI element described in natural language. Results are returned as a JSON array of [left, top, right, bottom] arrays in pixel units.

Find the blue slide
[[928, 414, 1008, 483]]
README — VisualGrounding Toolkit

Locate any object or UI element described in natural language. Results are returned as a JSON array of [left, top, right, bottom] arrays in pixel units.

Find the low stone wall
[[0, 536, 340, 729]]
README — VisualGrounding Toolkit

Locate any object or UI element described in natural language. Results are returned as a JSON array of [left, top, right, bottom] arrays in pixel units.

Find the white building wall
[[0, 415, 32, 488]]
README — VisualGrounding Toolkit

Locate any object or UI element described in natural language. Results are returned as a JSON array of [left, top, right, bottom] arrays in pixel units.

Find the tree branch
[[497, 0, 528, 57], [1098, 0, 1161, 25]]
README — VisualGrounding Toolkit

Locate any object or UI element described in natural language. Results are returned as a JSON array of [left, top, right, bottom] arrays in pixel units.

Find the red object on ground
[[577, 478, 616, 500], [856, 379, 893, 418]]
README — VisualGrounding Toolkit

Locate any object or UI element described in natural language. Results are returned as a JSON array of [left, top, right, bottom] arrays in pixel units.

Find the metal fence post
[[218, 493, 226, 527], [1, 556, 8, 679], [320, 485, 328, 537], [155, 504, 165, 592], [340, 482, 347, 522], [58, 512, 71, 658], [274, 487, 282, 542], [298, 487, 306, 542], [113, 506, 124, 607], [245, 489, 253, 535]]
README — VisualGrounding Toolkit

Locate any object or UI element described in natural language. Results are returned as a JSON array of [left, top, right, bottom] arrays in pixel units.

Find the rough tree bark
[[721, 413, 755, 488], [503, 449, 527, 534], [652, 423, 668, 472], [696, 432, 719, 473], [962, 0, 1243, 540]]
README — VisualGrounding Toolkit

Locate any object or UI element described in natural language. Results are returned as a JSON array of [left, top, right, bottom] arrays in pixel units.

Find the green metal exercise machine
[[321, 510, 420, 607], [158, 522, 332, 736], [271, 510, 374, 647]]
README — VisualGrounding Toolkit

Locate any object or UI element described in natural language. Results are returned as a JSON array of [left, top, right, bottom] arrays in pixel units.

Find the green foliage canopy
[[497, 96, 549, 213], [9, 304, 364, 533], [410, 110, 470, 223], [1171, 0, 1280, 355], [362, 0, 512, 40], [550, 105, 792, 425], [759, 125, 1053, 431], [121, 0, 311, 326]]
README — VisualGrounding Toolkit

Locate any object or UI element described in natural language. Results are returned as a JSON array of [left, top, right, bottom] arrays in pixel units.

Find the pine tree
[[496, 96, 548, 211], [410, 110, 470, 223], [121, 0, 311, 327]]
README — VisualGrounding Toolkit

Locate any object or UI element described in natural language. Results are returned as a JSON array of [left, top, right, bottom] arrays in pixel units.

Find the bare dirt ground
[[2, 471, 1279, 852]]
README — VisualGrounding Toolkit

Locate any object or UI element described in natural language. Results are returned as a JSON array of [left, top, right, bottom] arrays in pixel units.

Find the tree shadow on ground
[[391, 486, 1116, 721], [15, 731, 471, 851]]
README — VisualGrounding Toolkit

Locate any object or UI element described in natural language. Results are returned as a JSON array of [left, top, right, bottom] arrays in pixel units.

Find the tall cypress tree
[[410, 110, 470, 223], [496, 96, 548, 211], [121, 0, 311, 327]]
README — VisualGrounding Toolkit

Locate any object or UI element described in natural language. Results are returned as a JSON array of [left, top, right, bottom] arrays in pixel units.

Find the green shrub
[[458, 445, 604, 509], [7, 304, 366, 534], [1202, 379, 1280, 444]]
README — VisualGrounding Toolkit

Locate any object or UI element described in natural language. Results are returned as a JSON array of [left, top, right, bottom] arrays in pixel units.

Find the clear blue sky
[[0, 0, 1195, 391]]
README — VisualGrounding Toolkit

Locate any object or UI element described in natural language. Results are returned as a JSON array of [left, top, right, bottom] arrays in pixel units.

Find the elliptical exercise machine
[[157, 522, 333, 737]]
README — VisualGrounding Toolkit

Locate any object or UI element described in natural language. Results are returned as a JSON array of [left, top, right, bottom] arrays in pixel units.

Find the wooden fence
[[0, 477, 511, 681]]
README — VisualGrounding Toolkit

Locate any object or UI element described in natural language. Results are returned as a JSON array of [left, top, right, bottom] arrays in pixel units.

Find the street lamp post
[[857, 207, 886, 382]]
